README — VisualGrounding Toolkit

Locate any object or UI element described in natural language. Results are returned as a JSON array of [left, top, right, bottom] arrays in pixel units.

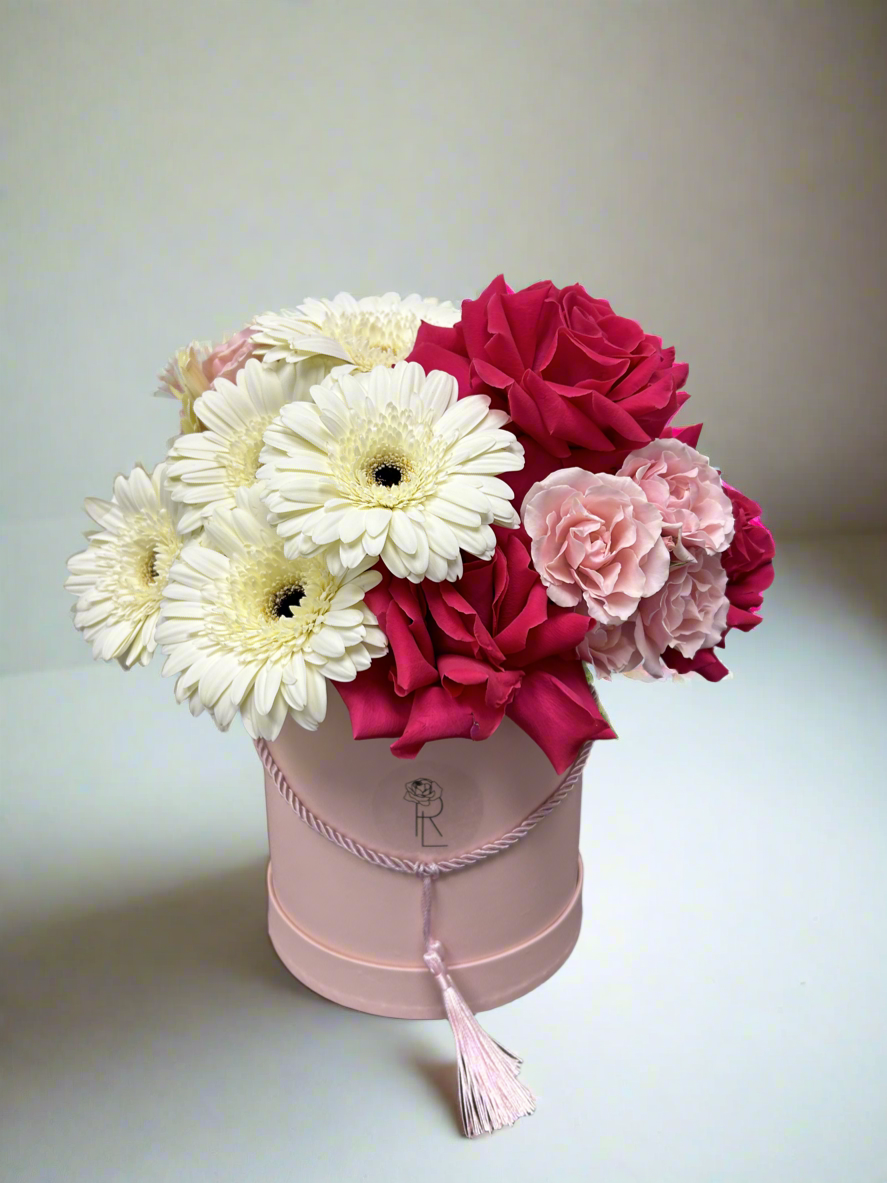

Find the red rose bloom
[[336, 528, 616, 772], [720, 484, 776, 629], [408, 275, 690, 502], [663, 484, 775, 681]]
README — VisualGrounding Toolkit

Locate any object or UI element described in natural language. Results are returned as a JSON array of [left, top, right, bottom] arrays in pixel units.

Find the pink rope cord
[[254, 737, 592, 879]]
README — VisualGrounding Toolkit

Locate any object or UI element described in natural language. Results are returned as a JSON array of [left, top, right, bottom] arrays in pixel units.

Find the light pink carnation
[[578, 620, 641, 679], [618, 439, 734, 560], [521, 468, 669, 625], [632, 550, 729, 677]]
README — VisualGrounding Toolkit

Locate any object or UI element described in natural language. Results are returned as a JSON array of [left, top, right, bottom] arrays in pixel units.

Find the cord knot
[[423, 938, 447, 978]]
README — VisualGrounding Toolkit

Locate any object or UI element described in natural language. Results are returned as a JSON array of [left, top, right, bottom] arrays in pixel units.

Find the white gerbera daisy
[[66, 462, 184, 667], [165, 357, 327, 534], [258, 361, 524, 583], [155, 486, 387, 740], [251, 292, 460, 372]]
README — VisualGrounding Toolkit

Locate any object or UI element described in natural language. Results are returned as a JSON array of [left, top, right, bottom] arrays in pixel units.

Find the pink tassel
[[421, 873, 536, 1137]]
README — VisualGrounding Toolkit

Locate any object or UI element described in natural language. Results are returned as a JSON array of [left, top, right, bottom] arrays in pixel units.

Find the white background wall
[[2, 0, 886, 672]]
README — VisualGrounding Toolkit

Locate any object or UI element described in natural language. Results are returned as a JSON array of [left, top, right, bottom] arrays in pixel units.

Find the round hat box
[[262, 689, 585, 1019]]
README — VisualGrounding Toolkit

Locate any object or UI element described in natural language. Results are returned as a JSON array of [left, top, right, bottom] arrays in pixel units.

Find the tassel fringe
[[421, 872, 536, 1137]]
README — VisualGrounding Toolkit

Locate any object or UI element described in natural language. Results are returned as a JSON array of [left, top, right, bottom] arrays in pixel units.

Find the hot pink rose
[[408, 275, 690, 504], [335, 528, 615, 773], [618, 439, 734, 559], [720, 484, 776, 629], [203, 326, 256, 385], [521, 468, 669, 625]]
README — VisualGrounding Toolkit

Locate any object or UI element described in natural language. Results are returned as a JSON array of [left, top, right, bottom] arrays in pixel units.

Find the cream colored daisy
[[251, 292, 460, 371], [66, 462, 185, 667], [165, 357, 327, 534], [155, 486, 387, 739], [258, 361, 524, 583]]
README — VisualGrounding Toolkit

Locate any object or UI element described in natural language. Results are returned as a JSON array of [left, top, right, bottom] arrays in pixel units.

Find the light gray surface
[[2, 535, 886, 1182]]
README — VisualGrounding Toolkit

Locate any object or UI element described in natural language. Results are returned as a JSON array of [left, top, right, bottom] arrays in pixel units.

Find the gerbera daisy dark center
[[373, 463, 403, 487], [272, 585, 305, 618], [143, 547, 160, 584]]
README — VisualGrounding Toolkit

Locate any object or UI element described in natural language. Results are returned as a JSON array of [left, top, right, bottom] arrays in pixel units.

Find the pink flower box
[[262, 691, 585, 1018]]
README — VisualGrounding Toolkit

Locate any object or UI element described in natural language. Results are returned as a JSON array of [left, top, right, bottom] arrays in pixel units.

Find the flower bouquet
[[67, 279, 774, 1136]]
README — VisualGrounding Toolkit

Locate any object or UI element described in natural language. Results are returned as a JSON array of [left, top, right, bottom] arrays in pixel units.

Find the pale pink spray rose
[[157, 327, 257, 435], [521, 468, 670, 625], [203, 327, 256, 386], [618, 438, 734, 561], [631, 549, 729, 678]]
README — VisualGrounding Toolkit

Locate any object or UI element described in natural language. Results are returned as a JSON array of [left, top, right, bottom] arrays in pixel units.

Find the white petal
[[278, 475, 338, 505], [279, 402, 333, 451], [362, 529, 388, 557], [338, 537, 369, 570], [451, 523, 496, 557], [254, 661, 284, 717], [230, 660, 263, 706], [424, 548, 449, 582], [100, 620, 136, 661], [490, 498, 520, 527], [401, 528, 430, 578], [305, 667, 328, 724], [323, 609, 364, 628], [380, 538, 410, 579], [424, 497, 483, 528], [309, 509, 348, 545], [421, 370, 459, 421], [338, 507, 368, 544], [161, 642, 200, 678], [311, 627, 346, 658], [282, 652, 307, 710], [213, 689, 240, 730], [423, 514, 460, 559], [199, 653, 241, 709], [330, 582, 375, 610], [365, 507, 392, 536], [436, 481, 494, 518], [434, 394, 492, 440], [388, 509, 418, 554], [457, 450, 525, 475], [319, 653, 357, 681], [361, 626, 388, 651]]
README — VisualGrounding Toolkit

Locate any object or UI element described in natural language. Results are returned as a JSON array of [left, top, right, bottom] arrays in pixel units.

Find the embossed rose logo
[[404, 779, 446, 847], [404, 778, 442, 806]]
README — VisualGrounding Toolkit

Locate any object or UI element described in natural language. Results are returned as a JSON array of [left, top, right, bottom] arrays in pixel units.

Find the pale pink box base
[[263, 692, 586, 1020]]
